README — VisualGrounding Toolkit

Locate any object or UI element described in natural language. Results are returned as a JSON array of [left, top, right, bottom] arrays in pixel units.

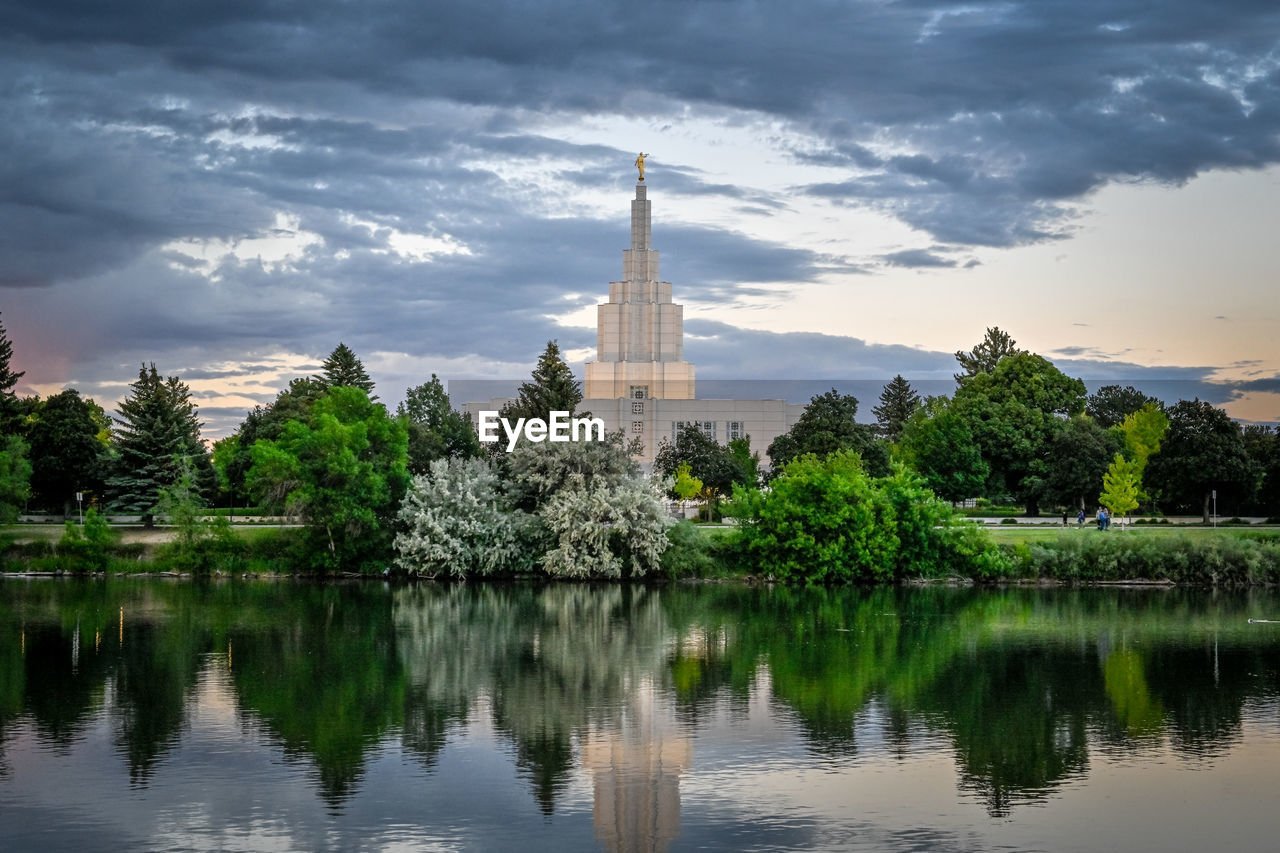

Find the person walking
[[1076, 508, 1085, 527]]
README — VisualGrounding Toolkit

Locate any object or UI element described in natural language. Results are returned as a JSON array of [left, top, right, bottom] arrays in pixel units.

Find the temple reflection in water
[[583, 677, 691, 853]]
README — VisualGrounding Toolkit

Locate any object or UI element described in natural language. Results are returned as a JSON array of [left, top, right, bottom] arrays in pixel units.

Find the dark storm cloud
[[684, 320, 961, 379], [1234, 376, 1280, 394], [4, 0, 1278, 431]]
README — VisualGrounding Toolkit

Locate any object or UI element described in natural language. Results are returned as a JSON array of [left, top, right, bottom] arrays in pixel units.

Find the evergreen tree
[[108, 364, 211, 524], [317, 343, 376, 398], [954, 327, 1024, 383], [499, 341, 584, 424], [873, 375, 921, 441], [398, 375, 482, 474], [0, 311, 26, 430]]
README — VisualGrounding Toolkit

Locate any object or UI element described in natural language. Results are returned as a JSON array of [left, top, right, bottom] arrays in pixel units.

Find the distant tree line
[[650, 325, 1278, 524], [3, 311, 1279, 578]]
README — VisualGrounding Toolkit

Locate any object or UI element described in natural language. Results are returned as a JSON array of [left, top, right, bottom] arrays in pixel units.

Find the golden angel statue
[[635, 152, 649, 181]]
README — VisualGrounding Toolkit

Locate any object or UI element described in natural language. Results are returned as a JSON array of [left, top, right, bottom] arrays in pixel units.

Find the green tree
[[951, 352, 1086, 515], [1099, 453, 1141, 527], [317, 342, 376, 398], [954, 326, 1024, 384], [767, 389, 889, 476], [897, 402, 989, 503], [0, 434, 32, 522], [1117, 402, 1170, 505], [727, 436, 760, 490], [1146, 399, 1256, 522], [248, 386, 409, 571], [672, 460, 703, 503], [397, 375, 482, 474], [654, 425, 744, 497], [1118, 403, 1169, 467], [1038, 417, 1122, 512], [108, 364, 212, 524], [0, 311, 24, 431], [499, 340, 584, 425], [873, 375, 921, 441], [1242, 425, 1279, 516], [219, 376, 328, 505], [1087, 385, 1162, 429], [25, 389, 109, 515], [153, 456, 235, 570], [727, 450, 899, 583]]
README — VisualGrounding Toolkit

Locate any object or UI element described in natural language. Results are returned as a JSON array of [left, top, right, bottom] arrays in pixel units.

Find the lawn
[[984, 525, 1280, 544], [2, 523, 298, 546]]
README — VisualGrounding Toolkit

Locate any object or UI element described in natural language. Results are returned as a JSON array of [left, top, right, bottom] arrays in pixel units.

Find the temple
[[465, 177, 803, 466], [583, 183, 695, 400]]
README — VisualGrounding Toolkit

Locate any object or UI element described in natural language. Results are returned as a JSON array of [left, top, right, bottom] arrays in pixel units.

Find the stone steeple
[[584, 183, 695, 400]]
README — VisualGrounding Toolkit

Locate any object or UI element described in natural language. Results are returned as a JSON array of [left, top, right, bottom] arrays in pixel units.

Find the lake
[[1, 579, 1278, 851]]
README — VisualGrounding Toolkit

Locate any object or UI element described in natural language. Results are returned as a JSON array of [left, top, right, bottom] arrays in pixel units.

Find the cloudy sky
[[4, 0, 1279, 437]]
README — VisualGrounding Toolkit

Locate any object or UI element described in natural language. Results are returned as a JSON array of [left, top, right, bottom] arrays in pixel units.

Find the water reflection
[[2, 580, 1280, 849]]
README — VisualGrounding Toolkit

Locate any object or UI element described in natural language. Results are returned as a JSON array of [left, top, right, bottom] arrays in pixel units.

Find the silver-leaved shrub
[[395, 434, 670, 579], [394, 456, 529, 578]]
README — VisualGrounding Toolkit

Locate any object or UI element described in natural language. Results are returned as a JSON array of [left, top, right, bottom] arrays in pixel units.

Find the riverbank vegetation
[[2, 316, 1279, 584]]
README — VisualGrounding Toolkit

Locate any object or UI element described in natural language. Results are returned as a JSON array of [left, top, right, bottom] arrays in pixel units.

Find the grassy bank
[[6, 521, 1280, 587], [2, 524, 302, 575], [664, 522, 1280, 586], [992, 528, 1280, 586]]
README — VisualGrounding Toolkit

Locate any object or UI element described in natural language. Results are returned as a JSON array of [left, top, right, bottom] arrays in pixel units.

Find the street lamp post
[[76, 492, 83, 525]]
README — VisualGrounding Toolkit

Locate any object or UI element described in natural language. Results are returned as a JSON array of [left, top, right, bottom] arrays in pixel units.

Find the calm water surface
[[2, 579, 1279, 852]]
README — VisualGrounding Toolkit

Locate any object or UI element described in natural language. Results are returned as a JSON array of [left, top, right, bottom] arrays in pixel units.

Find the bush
[[395, 436, 670, 580], [59, 509, 120, 572], [724, 454, 1005, 583], [725, 451, 897, 583], [660, 520, 721, 579], [153, 517, 251, 573]]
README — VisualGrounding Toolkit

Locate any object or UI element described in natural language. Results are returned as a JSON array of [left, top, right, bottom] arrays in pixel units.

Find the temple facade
[[583, 183, 695, 401], [465, 180, 804, 466]]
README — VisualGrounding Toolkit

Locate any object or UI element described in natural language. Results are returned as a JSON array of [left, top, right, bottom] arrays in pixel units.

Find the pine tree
[[0, 311, 26, 430], [108, 364, 211, 524], [499, 341, 584, 424], [954, 327, 1023, 383], [398, 375, 482, 474], [317, 343, 376, 398], [873, 375, 921, 441]]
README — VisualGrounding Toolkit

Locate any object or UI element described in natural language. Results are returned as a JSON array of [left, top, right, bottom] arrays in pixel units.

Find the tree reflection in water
[[1, 580, 1278, 831]]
